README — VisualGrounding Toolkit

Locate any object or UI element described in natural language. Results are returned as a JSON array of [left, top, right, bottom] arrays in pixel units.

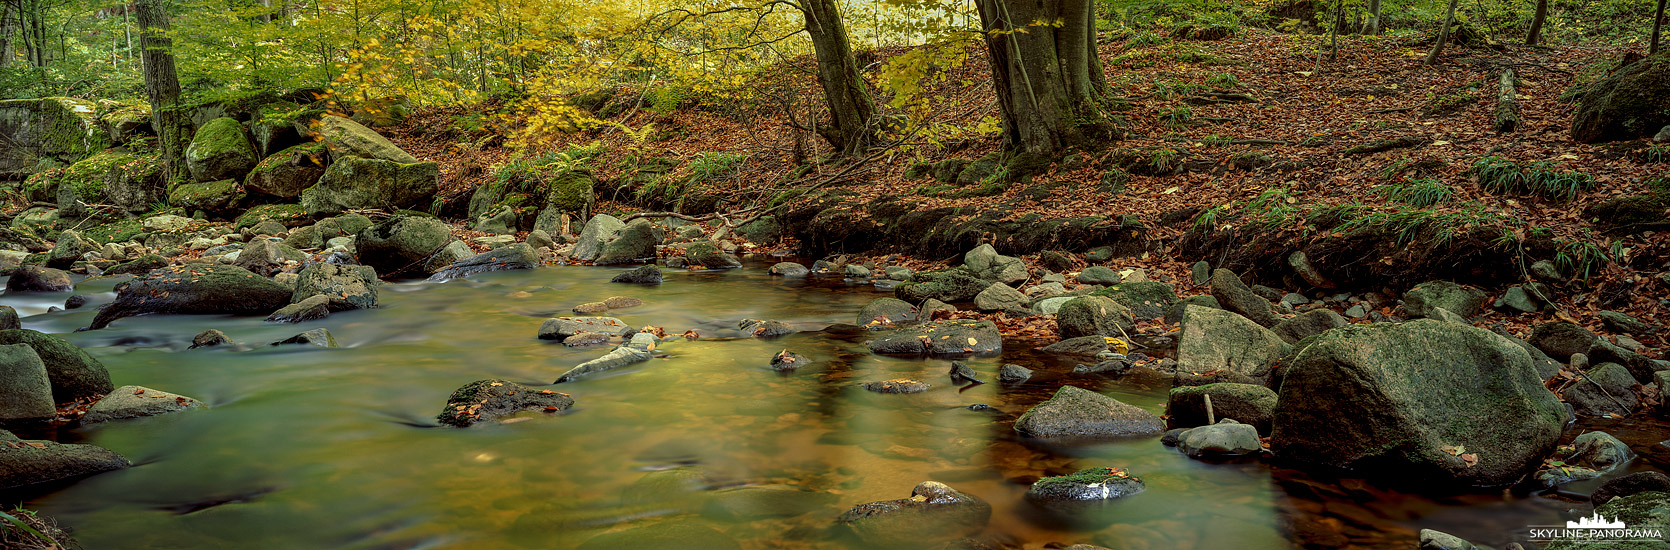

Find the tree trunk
[[0, 1, 13, 68], [799, 0, 875, 157], [1526, 0, 1547, 45], [1653, 0, 1666, 54], [1424, 0, 1461, 66], [135, 0, 188, 184], [1363, 0, 1382, 34], [976, 0, 1107, 156]]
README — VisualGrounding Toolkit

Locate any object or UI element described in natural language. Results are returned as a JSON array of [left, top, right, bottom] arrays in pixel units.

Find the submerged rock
[[89, 264, 294, 330], [0, 430, 130, 490], [864, 379, 930, 394], [611, 265, 663, 284], [948, 361, 985, 385], [272, 328, 337, 348], [999, 364, 1033, 384], [838, 481, 991, 546], [189, 329, 233, 349], [428, 243, 540, 282], [739, 319, 795, 338], [1025, 467, 1145, 503], [554, 333, 659, 383], [770, 350, 810, 372], [1014, 385, 1164, 439], [80, 385, 203, 424], [266, 295, 331, 323], [538, 317, 635, 340], [1533, 431, 1633, 487], [868, 319, 1001, 356], [436, 379, 574, 427]]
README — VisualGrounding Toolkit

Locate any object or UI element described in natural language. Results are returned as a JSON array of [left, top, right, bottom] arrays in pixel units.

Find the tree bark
[[1494, 68, 1519, 132], [799, 0, 875, 157], [976, 0, 1107, 156], [1424, 0, 1461, 66], [1362, 0, 1382, 34], [0, 1, 13, 68], [1653, 0, 1666, 54], [135, 0, 188, 183], [1526, 0, 1548, 45]]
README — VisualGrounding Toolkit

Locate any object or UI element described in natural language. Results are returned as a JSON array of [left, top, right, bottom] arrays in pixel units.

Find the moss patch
[[235, 203, 308, 229]]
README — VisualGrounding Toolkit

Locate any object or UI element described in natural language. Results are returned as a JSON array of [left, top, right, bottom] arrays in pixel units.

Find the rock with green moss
[[250, 101, 314, 157], [1271, 319, 1566, 487], [1056, 296, 1135, 339], [0, 329, 113, 403], [51, 151, 146, 217], [355, 214, 452, 277], [101, 152, 164, 212], [5, 265, 71, 292], [838, 481, 991, 546], [46, 229, 93, 269], [1572, 50, 1670, 143], [685, 241, 740, 269], [0, 97, 110, 179], [0, 430, 129, 490], [869, 319, 1000, 356], [316, 115, 418, 163], [0, 344, 53, 424], [1025, 467, 1145, 503], [1545, 491, 1670, 550], [1404, 280, 1489, 319], [185, 117, 258, 183], [234, 204, 308, 230], [1091, 281, 1178, 320], [1177, 305, 1290, 382], [896, 266, 988, 303], [88, 264, 295, 329], [1167, 383, 1278, 434], [107, 254, 167, 275], [293, 262, 378, 310], [1015, 385, 1164, 439], [1584, 192, 1669, 233], [98, 102, 152, 145], [246, 142, 328, 198], [437, 379, 573, 427], [545, 169, 595, 216], [594, 219, 659, 265], [300, 156, 438, 215], [168, 179, 245, 217]]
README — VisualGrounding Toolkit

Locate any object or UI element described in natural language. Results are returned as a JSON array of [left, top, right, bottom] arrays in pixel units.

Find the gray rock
[[1014, 385, 1164, 439], [315, 115, 418, 163], [1209, 269, 1280, 327], [884, 266, 912, 280], [770, 350, 810, 371], [864, 378, 930, 393], [1271, 308, 1346, 344], [869, 320, 1000, 355], [1530, 260, 1561, 281], [1494, 285, 1541, 313], [80, 385, 203, 424], [1163, 295, 1220, 324], [1592, 471, 1670, 506], [1093, 281, 1178, 320], [963, 244, 1027, 285], [844, 264, 872, 278], [1272, 320, 1565, 486], [948, 361, 984, 385], [272, 328, 337, 348], [769, 262, 808, 277], [355, 215, 453, 278], [1084, 246, 1113, 262], [1056, 296, 1135, 339], [526, 229, 555, 251], [189, 329, 232, 349], [1404, 280, 1489, 319], [1166, 383, 1278, 434], [0, 432, 129, 490], [6, 265, 72, 292], [1566, 363, 1638, 416], [1344, 304, 1368, 318], [1073, 357, 1133, 375], [1250, 284, 1284, 303], [0, 306, 16, 330], [973, 283, 1031, 315], [1426, 306, 1469, 325], [999, 364, 1032, 384], [1419, 529, 1480, 550], [1023, 282, 1067, 298], [538, 317, 635, 340], [1041, 335, 1107, 356], [0, 329, 111, 403], [921, 299, 957, 319], [1599, 310, 1651, 335], [291, 262, 378, 311], [266, 294, 331, 323], [1288, 251, 1334, 288], [1177, 419, 1262, 457], [436, 379, 574, 427], [572, 214, 625, 262], [838, 482, 991, 546], [554, 333, 659, 382], [858, 297, 918, 327], [1534, 431, 1634, 486], [1191, 261, 1211, 285], [595, 219, 659, 265], [428, 243, 540, 281], [1177, 306, 1290, 381], [0, 344, 53, 424], [299, 156, 438, 215], [47, 230, 93, 269], [611, 265, 663, 284], [1025, 467, 1145, 502], [687, 241, 741, 269], [1078, 266, 1122, 285], [1589, 339, 1658, 383], [89, 264, 294, 330], [1034, 296, 1076, 315], [739, 319, 795, 338], [471, 207, 518, 235]]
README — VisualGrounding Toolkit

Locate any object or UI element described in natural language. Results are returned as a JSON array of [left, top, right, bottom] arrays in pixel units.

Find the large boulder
[[1271, 320, 1566, 487], [594, 219, 659, 265], [300, 156, 439, 215], [428, 243, 540, 281], [1176, 306, 1290, 381], [1014, 385, 1165, 439], [6, 265, 72, 292], [0, 329, 113, 403], [0, 97, 109, 179], [100, 151, 166, 212], [80, 385, 203, 424], [973, 282, 1031, 315], [896, 267, 988, 303], [1271, 308, 1347, 344], [963, 244, 1028, 285], [316, 115, 419, 163], [168, 179, 245, 217], [245, 142, 328, 198], [1166, 383, 1278, 434], [436, 379, 574, 427], [837, 482, 991, 546], [355, 215, 452, 277], [1092, 281, 1178, 320], [185, 117, 258, 183], [868, 319, 1001, 356], [1564, 362, 1638, 416], [1056, 296, 1135, 339], [1571, 50, 1670, 143], [292, 262, 378, 310], [572, 214, 624, 262], [1403, 280, 1489, 319], [1177, 419, 1263, 457], [0, 430, 129, 490], [0, 344, 54, 424], [88, 265, 295, 329], [1528, 321, 1600, 361], [1208, 269, 1280, 327]]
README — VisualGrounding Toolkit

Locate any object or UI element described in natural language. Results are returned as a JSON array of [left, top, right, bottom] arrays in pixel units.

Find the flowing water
[[3, 261, 1665, 549]]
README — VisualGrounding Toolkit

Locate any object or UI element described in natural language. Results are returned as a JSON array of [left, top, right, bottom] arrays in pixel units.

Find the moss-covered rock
[[1025, 467, 1145, 502], [88, 264, 296, 329], [316, 115, 417, 163], [50, 151, 126, 217], [300, 156, 439, 215], [1091, 281, 1178, 320], [0, 97, 110, 179], [896, 266, 988, 303], [246, 142, 328, 198], [355, 214, 452, 277], [98, 102, 152, 145], [250, 101, 314, 157], [184, 117, 258, 183], [234, 203, 308, 229], [0, 432, 130, 490], [0, 329, 113, 403], [837, 481, 991, 546], [1571, 50, 1670, 143], [1166, 383, 1278, 434], [545, 169, 595, 216], [168, 179, 245, 217]]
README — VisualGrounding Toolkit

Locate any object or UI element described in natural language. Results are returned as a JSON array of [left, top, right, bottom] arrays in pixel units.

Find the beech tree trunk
[[975, 0, 1106, 155], [1653, 0, 1666, 54], [1526, 0, 1547, 45], [1424, 0, 1461, 66], [1363, 0, 1382, 35], [135, 0, 188, 183], [799, 0, 875, 158]]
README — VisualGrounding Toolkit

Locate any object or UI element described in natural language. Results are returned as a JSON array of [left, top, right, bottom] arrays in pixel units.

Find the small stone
[[610, 265, 663, 284], [948, 361, 985, 385], [769, 262, 808, 277], [740, 319, 794, 338], [1078, 266, 1122, 285], [1344, 304, 1367, 318], [865, 378, 930, 394], [998, 364, 1032, 384], [572, 302, 609, 314], [844, 264, 872, 278], [272, 328, 337, 348], [266, 295, 331, 323], [1493, 286, 1540, 313], [562, 332, 611, 347], [1529, 260, 1561, 281], [1191, 261, 1211, 285], [1084, 246, 1113, 263], [603, 296, 641, 309], [189, 329, 231, 349]]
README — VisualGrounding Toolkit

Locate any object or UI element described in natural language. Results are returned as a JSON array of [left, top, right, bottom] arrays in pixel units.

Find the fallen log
[[1342, 135, 1430, 155], [1495, 68, 1521, 133]]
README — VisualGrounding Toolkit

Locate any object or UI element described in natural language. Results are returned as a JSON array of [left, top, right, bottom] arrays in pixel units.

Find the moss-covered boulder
[[1056, 296, 1136, 339], [0, 430, 130, 490], [234, 203, 308, 230], [300, 156, 439, 215], [1571, 50, 1670, 143], [545, 169, 595, 218], [0, 97, 109, 179], [1404, 280, 1489, 319], [246, 142, 328, 198], [88, 264, 295, 329], [1091, 281, 1178, 320], [896, 266, 988, 303], [355, 214, 452, 277], [594, 219, 659, 265], [0, 329, 114, 403], [1015, 385, 1165, 439], [250, 101, 315, 157], [101, 152, 164, 212], [1271, 320, 1566, 487], [185, 117, 258, 183], [46, 229, 93, 269], [1545, 491, 1670, 550], [1024, 467, 1145, 503], [316, 115, 418, 163], [0, 344, 54, 424], [51, 151, 158, 217], [1166, 383, 1278, 434], [868, 319, 1001, 356], [97, 102, 152, 145], [1176, 305, 1290, 382], [168, 179, 245, 217], [685, 241, 740, 269]]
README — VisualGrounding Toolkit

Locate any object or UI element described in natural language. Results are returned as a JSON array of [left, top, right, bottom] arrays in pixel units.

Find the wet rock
[[436, 379, 574, 427], [1162, 295, 1220, 324], [739, 319, 794, 338], [555, 333, 659, 382], [1272, 320, 1565, 487], [702, 486, 839, 522], [107, 254, 168, 276], [5, 265, 72, 292], [595, 219, 659, 265], [921, 299, 957, 319], [266, 295, 331, 323], [1534, 431, 1633, 486], [575, 522, 739, 550], [611, 265, 663, 284], [844, 264, 871, 278], [770, 350, 810, 371], [858, 297, 917, 327], [1208, 269, 1279, 327], [1589, 339, 1659, 383], [233, 239, 304, 276], [292, 262, 378, 311], [0, 344, 53, 424], [1041, 335, 1107, 357], [1177, 419, 1262, 457], [0, 430, 130, 490], [189, 329, 232, 349], [89, 264, 293, 330], [1073, 357, 1134, 376], [428, 243, 540, 282], [603, 296, 641, 309], [1092, 281, 1178, 320], [999, 364, 1032, 384], [948, 361, 985, 385], [1419, 529, 1481, 550], [769, 262, 808, 277], [687, 241, 741, 269], [355, 215, 452, 278], [1078, 266, 1121, 285], [963, 244, 1027, 285], [1025, 467, 1144, 503], [80, 385, 203, 424], [1014, 385, 1164, 439], [869, 319, 1001, 356], [1056, 296, 1135, 339], [1270, 308, 1347, 345], [0, 306, 16, 330], [865, 379, 930, 394], [571, 302, 608, 314], [539, 317, 635, 340], [1528, 321, 1599, 361], [973, 283, 1031, 315], [1176, 306, 1290, 382], [0, 329, 112, 402], [63, 295, 88, 310], [1599, 311, 1651, 335], [1545, 492, 1670, 550], [897, 267, 988, 303], [1404, 280, 1489, 319], [272, 328, 337, 348], [1592, 471, 1670, 506], [838, 481, 991, 546], [1566, 363, 1638, 417], [1166, 383, 1278, 434], [561, 332, 611, 347]]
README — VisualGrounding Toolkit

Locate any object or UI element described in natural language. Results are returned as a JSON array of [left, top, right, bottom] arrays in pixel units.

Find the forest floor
[[382, 27, 1666, 353]]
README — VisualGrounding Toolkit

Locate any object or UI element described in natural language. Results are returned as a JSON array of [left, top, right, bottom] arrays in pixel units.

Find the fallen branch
[[1495, 67, 1521, 133], [1183, 92, 1259, 105], [1343, 135, 1429, 155]]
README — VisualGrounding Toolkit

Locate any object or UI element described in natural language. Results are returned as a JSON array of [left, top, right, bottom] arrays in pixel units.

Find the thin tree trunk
[[1653, 0, 1666, 54], [1425, 0, 1461, 66], [800, 0, 875, 157], [1330, 0, 1344, 60], [1526, 0, 1547, 45], [135, 0, 188, 185], [1363, 0, 1382, 34], [976, 0, 1106, 156], [0, 1, 13, 68]]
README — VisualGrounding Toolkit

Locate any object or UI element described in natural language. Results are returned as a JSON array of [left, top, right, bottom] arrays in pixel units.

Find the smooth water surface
[[3, 262, 1655, 549]]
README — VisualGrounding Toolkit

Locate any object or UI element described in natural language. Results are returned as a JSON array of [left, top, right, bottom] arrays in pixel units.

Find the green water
[[2, 262, 1635, 549]]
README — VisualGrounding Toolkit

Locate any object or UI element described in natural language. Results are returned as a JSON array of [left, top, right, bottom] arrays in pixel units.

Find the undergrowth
[[1471, 156, 1596, 201]]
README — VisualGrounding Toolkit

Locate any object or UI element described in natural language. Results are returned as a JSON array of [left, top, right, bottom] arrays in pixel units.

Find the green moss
[[80, 218, 144, 244], [248, 142, 325, 179], [1036, 467, 1141, 486], [185, 117, 255, 165], [234, 203, 308, 229], [545, 169, 594, 213]]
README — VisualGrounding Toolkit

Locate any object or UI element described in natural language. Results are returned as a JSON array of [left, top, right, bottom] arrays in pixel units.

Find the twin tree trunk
[[135, 0, 188, 183], [975, 0, 1106, 156], [800, 0, 875, 157]]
